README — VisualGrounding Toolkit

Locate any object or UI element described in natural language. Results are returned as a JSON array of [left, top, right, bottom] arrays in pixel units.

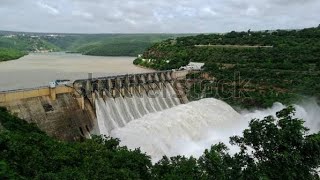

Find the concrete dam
[[0, 70, 189, 140]]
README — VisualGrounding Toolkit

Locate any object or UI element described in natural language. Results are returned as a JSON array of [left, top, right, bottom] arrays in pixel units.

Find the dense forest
[[135, 26, 320, 108], [1, 105, 320, 179]]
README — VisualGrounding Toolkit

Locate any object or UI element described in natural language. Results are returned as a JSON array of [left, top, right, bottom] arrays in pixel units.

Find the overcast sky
[[0, 0, 319, 33]]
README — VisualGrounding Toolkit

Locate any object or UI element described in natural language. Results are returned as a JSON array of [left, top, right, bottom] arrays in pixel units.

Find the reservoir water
[[0, 52, 153, 91]]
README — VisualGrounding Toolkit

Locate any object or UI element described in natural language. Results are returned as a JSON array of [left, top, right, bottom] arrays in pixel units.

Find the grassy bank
[[0, 48, 26, 62]]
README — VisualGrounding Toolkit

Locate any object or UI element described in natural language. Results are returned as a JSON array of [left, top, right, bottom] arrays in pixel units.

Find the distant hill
[[0, 31, 194, 57], [44, 34, 194, 56]]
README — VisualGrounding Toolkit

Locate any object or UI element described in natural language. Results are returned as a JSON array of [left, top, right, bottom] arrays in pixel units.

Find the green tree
[[0, 161, 16, 179], [152, 156, 203, 179], [230, 106, 320, 179]]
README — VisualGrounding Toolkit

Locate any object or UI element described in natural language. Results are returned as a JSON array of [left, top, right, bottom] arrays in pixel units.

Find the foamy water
[[107, 98, 320, 162], [95, 83, 182, 136], [110, 98, 243, 162], [0, 52, 152, 91]]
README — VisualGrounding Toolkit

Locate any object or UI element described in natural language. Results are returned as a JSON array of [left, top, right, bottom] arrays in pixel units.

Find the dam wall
[[0, 70, 190, 140], [0, 86, 95, 141]]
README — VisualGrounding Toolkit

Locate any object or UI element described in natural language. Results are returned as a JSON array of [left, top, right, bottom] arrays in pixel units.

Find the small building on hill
[[179, 62, 205, 71]]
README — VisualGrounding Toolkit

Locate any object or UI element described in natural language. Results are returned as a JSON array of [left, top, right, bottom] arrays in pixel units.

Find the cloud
[[72, 10, 93, 19], [201, 7, 217, 17], [245, 6, 258, 16], [0, 0, 319, 33], [37, 1, 60, 15]]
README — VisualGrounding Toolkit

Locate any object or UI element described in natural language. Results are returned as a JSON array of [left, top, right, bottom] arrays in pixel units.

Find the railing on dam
[[73, 70, 189, 96], [0, 85, 74, 103], [73, 70, 188, 83]]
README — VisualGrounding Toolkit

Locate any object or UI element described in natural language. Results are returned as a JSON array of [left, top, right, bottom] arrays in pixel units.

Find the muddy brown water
[[0, 52, 153, 91]]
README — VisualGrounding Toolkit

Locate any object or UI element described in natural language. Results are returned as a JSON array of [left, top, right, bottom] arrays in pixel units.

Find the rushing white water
[[95, 83, 182, 136], [111, 98, 242, 161], [242, 98, 320, 134], [109, 98, 320, 162], [95, 96, 115, 135]]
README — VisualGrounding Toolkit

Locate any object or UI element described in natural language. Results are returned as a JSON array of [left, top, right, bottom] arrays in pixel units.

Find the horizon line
[[0, 26, 315, 35]]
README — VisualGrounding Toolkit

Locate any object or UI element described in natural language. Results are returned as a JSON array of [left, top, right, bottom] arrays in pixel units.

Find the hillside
[[135, 26, 320, 108], [0, 35, 60, 52], [0, 34, 59, 61], [0, 31, 191, 60], [46, 34, 192, 56]]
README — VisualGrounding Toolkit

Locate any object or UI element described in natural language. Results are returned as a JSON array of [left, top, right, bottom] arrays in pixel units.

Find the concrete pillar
[[121, 88, 125, 96], [154, 73, 160, 82], [160, 73, 166, 82], [166, 72, 172, 81], [86, 80, 92, 95], [50, 87, 56, 101], [124, 75, 130, 88], [117, 78, 122, 88], [112, 89, 116, 98], [140, 75, 146, 84], [175, 82, 189, 104], [130, 86, 134, 95], [80, 96, 85, 110], [107, 79, 112, 91], [102, 91, 107, 100], [133, 75, 138, 85], [115, 78, 122, 98], [97, 80, 104, 92], [147, 74, 152, 83], [92, 92, 96, 108], [171, 71, 176, 79]]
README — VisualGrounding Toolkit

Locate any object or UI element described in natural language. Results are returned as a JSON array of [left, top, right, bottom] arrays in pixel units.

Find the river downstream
[[0, 52, 153, 91]]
